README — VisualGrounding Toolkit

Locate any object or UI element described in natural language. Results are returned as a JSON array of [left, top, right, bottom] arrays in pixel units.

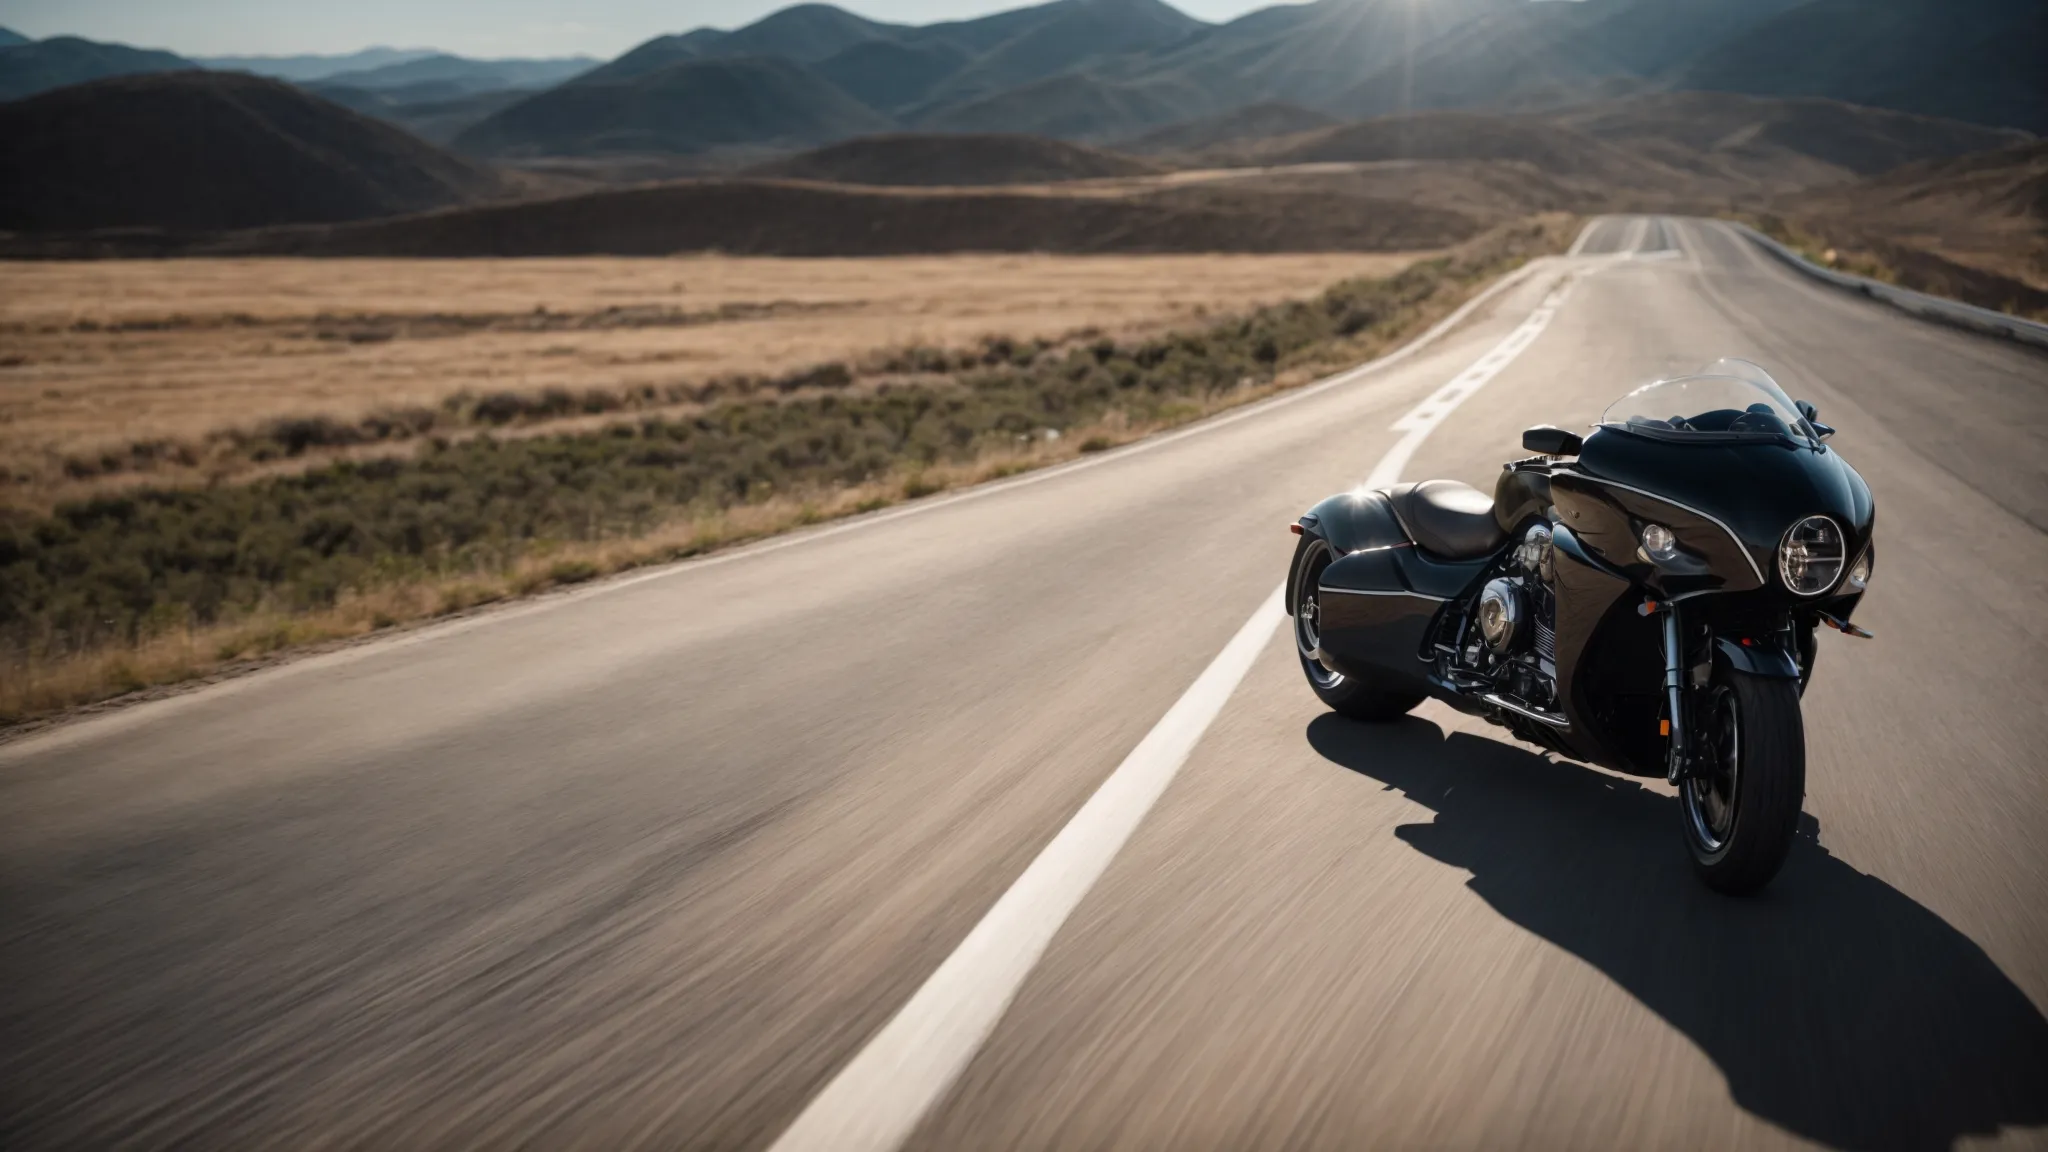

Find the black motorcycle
[[1287, 360, 1873, 894]]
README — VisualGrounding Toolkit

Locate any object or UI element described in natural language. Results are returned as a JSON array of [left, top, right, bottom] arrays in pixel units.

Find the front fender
[[1713, 634, 1800, 679]]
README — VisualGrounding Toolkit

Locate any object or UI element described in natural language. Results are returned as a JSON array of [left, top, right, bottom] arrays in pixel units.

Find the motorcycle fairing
[[1567, 425, 1875, 590]]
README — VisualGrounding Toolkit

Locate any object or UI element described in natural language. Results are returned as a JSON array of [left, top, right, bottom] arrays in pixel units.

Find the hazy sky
[[0, 0, 1297, 58]]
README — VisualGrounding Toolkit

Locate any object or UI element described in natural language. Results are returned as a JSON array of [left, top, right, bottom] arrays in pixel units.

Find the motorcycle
[[1287, 360, 1873, 894]]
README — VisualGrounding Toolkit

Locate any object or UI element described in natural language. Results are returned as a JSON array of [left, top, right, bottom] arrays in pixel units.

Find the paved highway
[[4, 218, 2045, 1150]]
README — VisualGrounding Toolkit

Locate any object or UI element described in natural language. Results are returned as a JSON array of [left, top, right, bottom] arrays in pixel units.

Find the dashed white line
[[767, 246, 1591, 1152], [1566, 216, 1603, 257], [1620, 215, 1650, 255], [1374, 273, 1577, 487]]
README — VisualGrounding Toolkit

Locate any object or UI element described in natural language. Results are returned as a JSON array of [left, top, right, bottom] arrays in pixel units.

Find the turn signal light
[[1640, 522, 1680, 564]]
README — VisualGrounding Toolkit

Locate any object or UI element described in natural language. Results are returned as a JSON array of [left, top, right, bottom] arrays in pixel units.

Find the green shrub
[[547, 559, 601, 585]]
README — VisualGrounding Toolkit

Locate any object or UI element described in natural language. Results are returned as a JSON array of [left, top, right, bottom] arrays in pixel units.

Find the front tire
[[1289, 535, 1425, 722], [1680, 667, 1805, 895]]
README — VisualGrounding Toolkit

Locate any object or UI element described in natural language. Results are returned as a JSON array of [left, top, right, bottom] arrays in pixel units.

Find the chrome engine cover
[[1477, 577, 1523, 652]]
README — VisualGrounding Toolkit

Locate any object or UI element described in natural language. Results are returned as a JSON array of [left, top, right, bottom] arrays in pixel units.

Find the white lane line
[[770, 585, 1284, 1152], [767, 256, 1583, 1152], [1566, 215, 1605, 257], [1374, 273, 1578, 486], [1620, 215, 1649, 255]]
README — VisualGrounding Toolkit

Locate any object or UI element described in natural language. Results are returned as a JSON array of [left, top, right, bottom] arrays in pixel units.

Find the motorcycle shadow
[[1306, 713, 2048, 1152]]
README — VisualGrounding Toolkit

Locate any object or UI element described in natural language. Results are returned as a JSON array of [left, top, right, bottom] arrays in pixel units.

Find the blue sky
[[0, 0, 1296, 58]]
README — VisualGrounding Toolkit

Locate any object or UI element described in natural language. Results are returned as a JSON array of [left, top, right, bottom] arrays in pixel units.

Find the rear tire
[[1289, 535, 1426, 722], [1681, 667, 1805, 895]]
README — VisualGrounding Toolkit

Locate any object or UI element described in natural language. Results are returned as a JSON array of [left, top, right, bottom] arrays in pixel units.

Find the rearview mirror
[[1522, 425, 1583, 456], [1794, 400, 1835, 439]]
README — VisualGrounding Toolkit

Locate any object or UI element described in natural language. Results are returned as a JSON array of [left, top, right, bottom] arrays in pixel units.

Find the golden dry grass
[[0, 216, 1579, 725], [0, 400, 1217, 723], [1, 252, 1418, 499]]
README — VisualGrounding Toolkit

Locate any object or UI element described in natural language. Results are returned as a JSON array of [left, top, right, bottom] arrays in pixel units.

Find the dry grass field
[[0, 216, 1576, 722], [0, 252, 1417, 509]]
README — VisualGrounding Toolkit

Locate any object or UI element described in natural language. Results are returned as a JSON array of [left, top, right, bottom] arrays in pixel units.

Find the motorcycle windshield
[[1599, 359, 1817, 445]]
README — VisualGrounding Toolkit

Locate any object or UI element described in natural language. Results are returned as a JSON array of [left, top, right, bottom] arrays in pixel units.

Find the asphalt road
[[4, 218, 2045, 1151]]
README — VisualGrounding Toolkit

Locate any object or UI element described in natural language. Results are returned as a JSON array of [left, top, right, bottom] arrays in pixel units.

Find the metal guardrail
[[1728, 222, 2048, 353]]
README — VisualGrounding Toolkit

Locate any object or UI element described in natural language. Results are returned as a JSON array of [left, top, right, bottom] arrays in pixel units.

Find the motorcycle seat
[[1383, 480, 1507, 560]]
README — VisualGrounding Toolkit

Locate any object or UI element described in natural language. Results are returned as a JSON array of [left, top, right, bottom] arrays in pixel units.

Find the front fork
[[1660, 602, 1687, 784]]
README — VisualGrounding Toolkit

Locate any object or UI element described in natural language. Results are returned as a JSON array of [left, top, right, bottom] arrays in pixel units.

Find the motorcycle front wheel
[[1681, 667, 1806, 895]]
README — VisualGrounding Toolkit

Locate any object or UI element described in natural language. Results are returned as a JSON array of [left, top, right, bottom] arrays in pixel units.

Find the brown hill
[[1227, 111, 1679, 190], [0, 71, 506, 232], [1550, 91, 2033, 192], [1187, 160, 1607, 223], [744, 133, 1159, 185], [1844, 139, 2048, 223], [1782, 139, 2048, 293], [27, 177, 1478, 259], [1120, 102, 1338, 155], [1175, 98, 2032, 205]]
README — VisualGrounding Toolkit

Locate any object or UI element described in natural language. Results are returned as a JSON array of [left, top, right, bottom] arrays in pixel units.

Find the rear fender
[[1300, 490, 1409, 555], [1291, 490, 1413, 615]]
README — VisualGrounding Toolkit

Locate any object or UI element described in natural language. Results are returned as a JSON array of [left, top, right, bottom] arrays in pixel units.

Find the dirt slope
[[1781, 139, 2048, 294], [100, 177, 1479, 258], [745, 133, 1159, 185]]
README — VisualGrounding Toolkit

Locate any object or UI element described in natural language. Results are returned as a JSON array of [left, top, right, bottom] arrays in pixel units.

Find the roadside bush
[[0, 221, 1565, 662]]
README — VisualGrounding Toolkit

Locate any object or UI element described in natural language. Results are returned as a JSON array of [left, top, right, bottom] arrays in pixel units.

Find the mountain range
[[0, 34, 192, 102], [4, 0, 2041, 158], [193, 47, 441, 82], [1, 0, 2041, 297], [0, 34, 590, 103], [438, 0, 2043, 157]]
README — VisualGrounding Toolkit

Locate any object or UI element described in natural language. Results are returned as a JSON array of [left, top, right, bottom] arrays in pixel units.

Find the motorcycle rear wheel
[[1289, 535, 1425, 722], [1681, 667, 1805, 895]]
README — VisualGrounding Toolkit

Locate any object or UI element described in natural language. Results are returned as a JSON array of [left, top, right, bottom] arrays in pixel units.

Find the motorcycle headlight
[[1844, 542, 1872, 593], [1779, 515, 1845, 596]]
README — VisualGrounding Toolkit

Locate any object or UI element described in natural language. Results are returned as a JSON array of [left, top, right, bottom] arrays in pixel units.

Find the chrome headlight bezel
[[1778, 514, 1846, 597]]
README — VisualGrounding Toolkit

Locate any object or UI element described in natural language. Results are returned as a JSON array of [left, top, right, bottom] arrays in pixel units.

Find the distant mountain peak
[[0, 34, 195, 102], [0, 70, 503, 231]]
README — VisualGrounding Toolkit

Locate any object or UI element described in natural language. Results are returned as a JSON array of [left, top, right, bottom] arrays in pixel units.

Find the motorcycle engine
[[1470, 524, 1558, 706]]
